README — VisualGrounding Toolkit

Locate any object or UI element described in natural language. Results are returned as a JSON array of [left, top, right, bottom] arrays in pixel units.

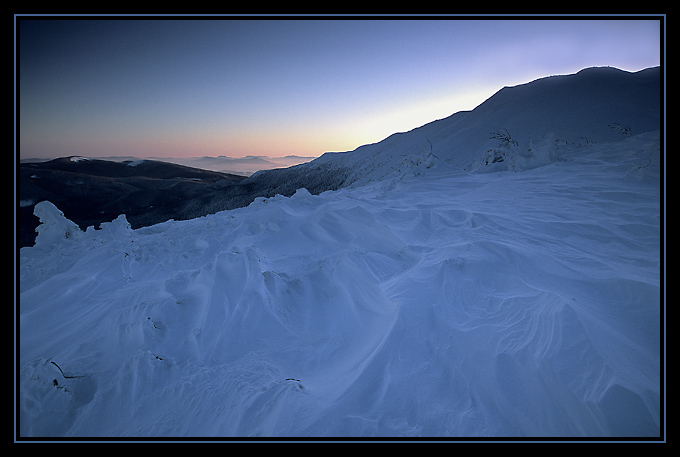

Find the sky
[[17, 16, 662, 160]]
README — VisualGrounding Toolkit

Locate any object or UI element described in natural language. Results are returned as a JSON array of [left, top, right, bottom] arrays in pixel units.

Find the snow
[[31, 201, 84, 249], [17, 67, 662, 439]]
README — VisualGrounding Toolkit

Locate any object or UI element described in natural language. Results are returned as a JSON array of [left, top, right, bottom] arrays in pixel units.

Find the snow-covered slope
[[306, 66, 660, 186], [18, 67, 662, 439]]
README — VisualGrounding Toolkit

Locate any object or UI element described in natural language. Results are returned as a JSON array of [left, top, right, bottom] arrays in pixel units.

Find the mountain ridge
[[301, 65, 660, 186]]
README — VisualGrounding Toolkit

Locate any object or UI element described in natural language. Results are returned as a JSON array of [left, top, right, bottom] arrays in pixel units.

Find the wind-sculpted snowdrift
[[19, 129, 661, 437]]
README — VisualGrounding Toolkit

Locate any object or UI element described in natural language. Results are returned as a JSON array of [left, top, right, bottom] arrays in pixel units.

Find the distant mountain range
[[171, 155, 316, 176], [20, 154, 316, 177]]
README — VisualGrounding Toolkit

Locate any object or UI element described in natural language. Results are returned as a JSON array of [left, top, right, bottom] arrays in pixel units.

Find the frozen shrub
[[32, 201, 82, 248]]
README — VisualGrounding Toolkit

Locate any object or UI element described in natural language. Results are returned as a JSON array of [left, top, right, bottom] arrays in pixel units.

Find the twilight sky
[[17, 16, 661, 160]]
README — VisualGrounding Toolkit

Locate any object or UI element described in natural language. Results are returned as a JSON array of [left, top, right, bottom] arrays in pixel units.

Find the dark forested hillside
[[19, 158, 245, 247], [18, 157, 351, 248]]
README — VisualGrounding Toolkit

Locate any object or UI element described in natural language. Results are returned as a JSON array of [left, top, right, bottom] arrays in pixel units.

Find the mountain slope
[[289, 66, 660, 186]]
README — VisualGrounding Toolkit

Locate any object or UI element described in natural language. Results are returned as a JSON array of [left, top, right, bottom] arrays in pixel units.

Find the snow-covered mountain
[[17, 66, 663, 439], [287, 66, 660, 185]]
